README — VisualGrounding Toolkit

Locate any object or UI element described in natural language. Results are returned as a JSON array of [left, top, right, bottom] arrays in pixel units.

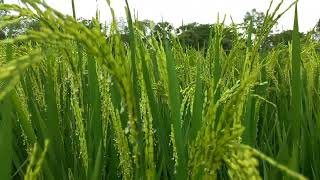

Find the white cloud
[[4, 0, 320, 32]]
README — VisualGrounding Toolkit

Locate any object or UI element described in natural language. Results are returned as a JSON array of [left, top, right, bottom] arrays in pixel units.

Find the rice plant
[[0, 0, 318, 179]]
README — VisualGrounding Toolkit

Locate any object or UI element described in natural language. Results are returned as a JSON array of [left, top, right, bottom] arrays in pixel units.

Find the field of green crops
[[0, 0, 319, 179]]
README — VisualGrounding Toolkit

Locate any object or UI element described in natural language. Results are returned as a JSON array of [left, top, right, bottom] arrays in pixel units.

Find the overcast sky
[[5, 0, 320, 32]]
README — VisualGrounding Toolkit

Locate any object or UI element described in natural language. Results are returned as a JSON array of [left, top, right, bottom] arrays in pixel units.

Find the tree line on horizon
[[1, 8, 320, 51]]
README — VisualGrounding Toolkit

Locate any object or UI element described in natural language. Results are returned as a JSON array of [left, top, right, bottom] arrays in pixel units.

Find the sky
[[4, 0, 320, 32]]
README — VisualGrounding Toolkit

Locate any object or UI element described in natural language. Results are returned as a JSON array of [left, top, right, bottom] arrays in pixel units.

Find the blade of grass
[[87, 54, 103, 178], [10, 90, 37, 144], [90, 141, 103, 180], [43, 47, 66, 179], [0, 29, 13, 180], [139, 41, 170, 178], [164, 39, 187, 179], [290, 3, 302, 138], [0, 97, 13, 180], [189, 62, 204, 142], [288, 3, 302, 172], [242, 92, 257, 146], [124, 0, 145, 178]]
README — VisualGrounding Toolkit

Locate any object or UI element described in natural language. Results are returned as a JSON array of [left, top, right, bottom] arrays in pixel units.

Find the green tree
[[152, 21, 174, 40], [177, 23, 212, 49], [176, 22, 235, 52], [262, 30, 305, 50], [136, 19, 155, 36], [316, 19, 320, 32], [243, 9, 265, 34], [0, 0, 7, 39], [312, 19, 320, 40]]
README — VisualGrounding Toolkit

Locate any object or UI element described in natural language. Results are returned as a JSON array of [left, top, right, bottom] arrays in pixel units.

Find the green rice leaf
[[0, 97, 13, 180], [164, 39, 187, 179]]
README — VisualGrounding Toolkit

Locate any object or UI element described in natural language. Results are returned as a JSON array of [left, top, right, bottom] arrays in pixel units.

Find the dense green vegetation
[[0, 0, 319, 179]]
